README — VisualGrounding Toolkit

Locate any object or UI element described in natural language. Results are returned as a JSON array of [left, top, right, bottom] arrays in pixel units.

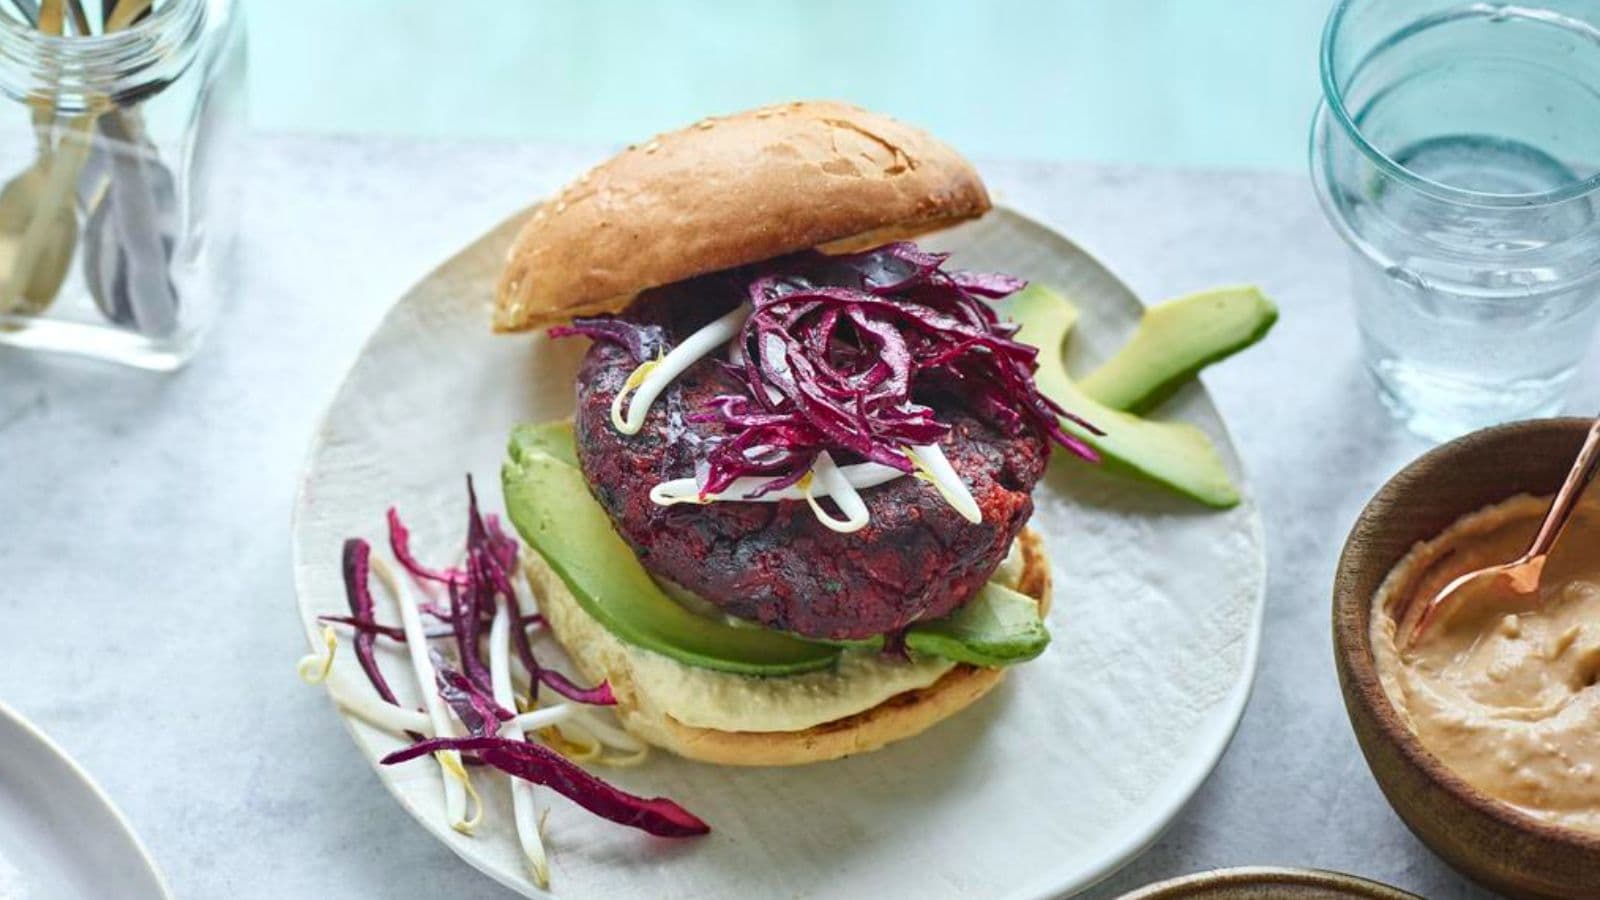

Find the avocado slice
[[502, 421, 1052, 671], [904, 582, 1050, 666], [1080, 286, 1276, 414], [512, 419, 582, 467], [1004, 285, 1241, 508], [504, 423, 841, 676]]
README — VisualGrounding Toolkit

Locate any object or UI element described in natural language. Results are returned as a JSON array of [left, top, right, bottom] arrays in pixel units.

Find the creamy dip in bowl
[[1334, 417, 1600, 898], [1372, 494, 1600, 834]]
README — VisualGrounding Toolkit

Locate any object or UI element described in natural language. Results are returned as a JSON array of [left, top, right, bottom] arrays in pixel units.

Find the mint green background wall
[[249, 1, 1328, 171]]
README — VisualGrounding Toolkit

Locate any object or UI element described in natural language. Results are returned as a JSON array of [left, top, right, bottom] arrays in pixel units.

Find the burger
[[497, 101, 1096, 766]]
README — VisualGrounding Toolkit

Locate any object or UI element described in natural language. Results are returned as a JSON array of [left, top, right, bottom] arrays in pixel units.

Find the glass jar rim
[[0, 0, 206, 103], [1319, 0, 1600, 209], [0, 0, 198, 47]]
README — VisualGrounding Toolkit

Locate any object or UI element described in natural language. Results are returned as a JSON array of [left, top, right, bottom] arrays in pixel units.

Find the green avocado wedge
[[503, 421, 1051, 672], [504, 422, 841, 676], [1081, 285, 1277, 414], [1004, 285, 1241, 508], [904, 582, 1050, 666], [510, 419, 582, 467]]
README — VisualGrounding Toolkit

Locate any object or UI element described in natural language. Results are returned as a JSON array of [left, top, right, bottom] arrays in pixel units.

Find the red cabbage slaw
[[552, 242, 1099, 499], [309, 480, 708, 880]]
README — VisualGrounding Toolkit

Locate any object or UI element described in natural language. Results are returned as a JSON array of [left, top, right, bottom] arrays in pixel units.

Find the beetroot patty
[[572, 292, 1048, 641]]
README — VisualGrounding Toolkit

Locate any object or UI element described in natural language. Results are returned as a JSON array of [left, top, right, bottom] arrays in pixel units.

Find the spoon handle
[[1527, 418, 1600, 559]]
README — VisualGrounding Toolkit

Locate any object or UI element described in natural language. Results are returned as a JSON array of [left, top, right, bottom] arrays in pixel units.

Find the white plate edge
[[0, 699, 174, 900]]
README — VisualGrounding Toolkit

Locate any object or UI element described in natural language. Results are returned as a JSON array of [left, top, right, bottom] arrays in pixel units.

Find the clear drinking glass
[[1310, 0, 1600, 441], [0, 0, 246, 371]]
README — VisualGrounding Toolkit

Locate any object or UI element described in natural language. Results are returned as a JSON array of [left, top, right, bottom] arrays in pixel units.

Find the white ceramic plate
[[0, 701, 170, 900], [292, 206, 1267, 899]]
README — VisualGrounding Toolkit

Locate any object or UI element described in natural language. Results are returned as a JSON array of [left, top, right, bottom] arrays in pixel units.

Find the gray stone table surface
[[6, 135, 1584, 899]]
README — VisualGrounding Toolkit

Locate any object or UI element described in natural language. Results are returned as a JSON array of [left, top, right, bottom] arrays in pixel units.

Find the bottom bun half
[[524, 527, 1053, 767]]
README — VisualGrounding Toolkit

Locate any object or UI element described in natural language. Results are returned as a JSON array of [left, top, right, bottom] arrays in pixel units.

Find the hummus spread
[[1372, 494, 1600, 833]]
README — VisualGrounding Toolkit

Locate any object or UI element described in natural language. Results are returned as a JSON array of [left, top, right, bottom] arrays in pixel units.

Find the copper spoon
[[1406, 417, 1600, 648]]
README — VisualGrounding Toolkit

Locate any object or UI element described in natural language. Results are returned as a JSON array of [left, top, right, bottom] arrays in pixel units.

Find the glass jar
[[0, 0, 245, 371], [1310, 0, 1600, 441]]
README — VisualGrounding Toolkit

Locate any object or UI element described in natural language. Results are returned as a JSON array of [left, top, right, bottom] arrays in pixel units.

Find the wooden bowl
[[1116, 866, 1417, 899], [1333, 417, 1600, 899]]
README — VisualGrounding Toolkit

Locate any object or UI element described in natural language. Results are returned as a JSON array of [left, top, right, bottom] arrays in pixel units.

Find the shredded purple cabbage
[[386, 508, 456, 586], [433, 650, 513, 738], [329, 484, 661, 841], [483, 513, 521, 574], [342, 539, 403, 706], [317, 615, 455, 642], [551, 242, 1099, 497], [468, 480, 618, 706], [548, 318, 665, 363], [383, 492, 616, 707], [534, 667, 616, 706], [382, 736, 710, 837], [686, 243, 1101, 494], [318, 614, 408, 642]]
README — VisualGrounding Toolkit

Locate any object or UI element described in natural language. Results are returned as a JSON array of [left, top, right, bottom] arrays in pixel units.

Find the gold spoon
[[0, 0, 79, 315], [0, 127, 79, 314], [1406, 417, 1600, 648], [0, 0, 148, 319]]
